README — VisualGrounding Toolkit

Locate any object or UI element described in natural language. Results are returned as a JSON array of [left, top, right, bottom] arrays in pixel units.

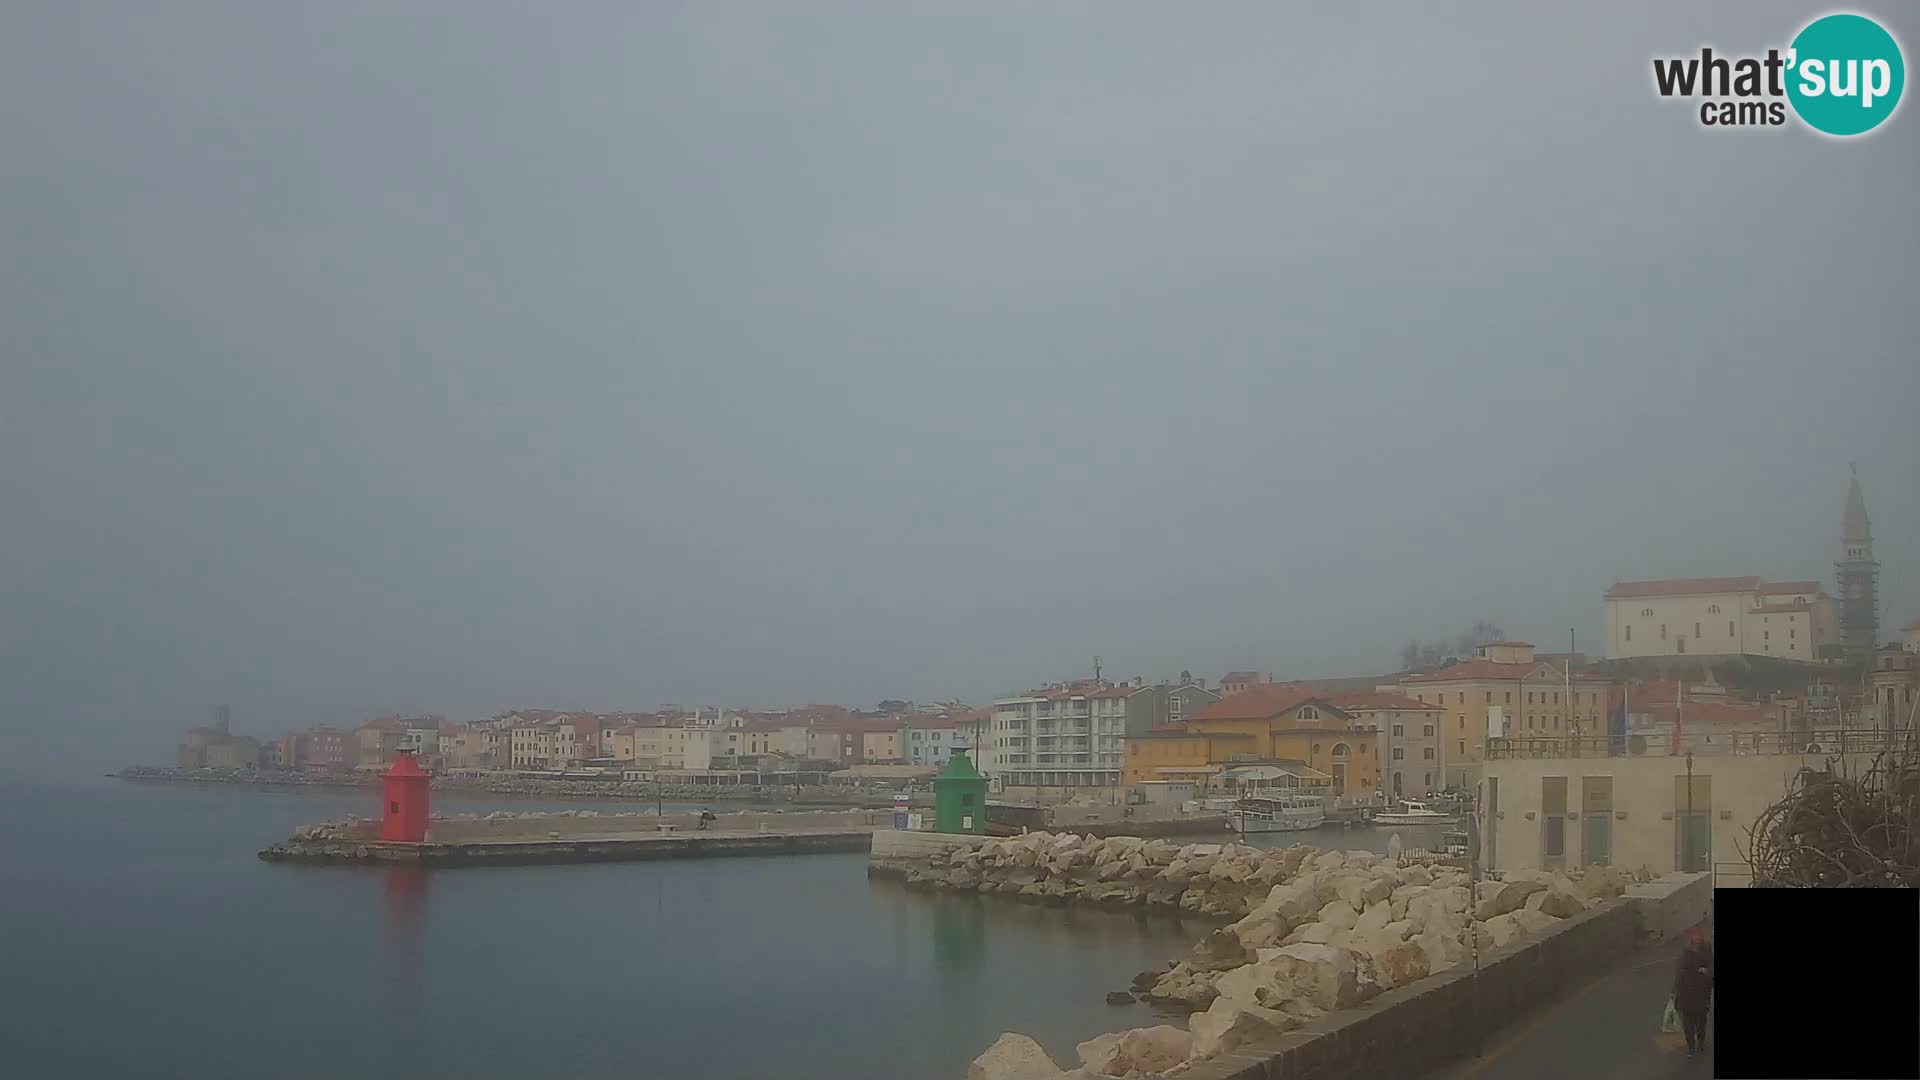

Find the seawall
[[1171, 873, 1710, 1080], [260, 830, 874, 867]]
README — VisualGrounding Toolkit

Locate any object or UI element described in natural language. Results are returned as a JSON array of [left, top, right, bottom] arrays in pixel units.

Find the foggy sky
[[3, 2, 1915, 771]]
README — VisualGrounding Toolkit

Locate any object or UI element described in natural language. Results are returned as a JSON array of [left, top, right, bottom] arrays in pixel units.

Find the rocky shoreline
[[885, 832, 1631, 1079], [112, 766, 912, 806]]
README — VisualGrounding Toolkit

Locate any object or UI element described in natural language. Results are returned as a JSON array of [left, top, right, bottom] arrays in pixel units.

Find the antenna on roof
[[1093, 655, 1102, 683]]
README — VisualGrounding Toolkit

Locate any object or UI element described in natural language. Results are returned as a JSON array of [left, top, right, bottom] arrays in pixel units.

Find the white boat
[[1372, 800, 1459, 827], [1227, 792, 1327, 833]]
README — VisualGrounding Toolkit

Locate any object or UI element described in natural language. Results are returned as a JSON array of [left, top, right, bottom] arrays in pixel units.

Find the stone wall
[[952, 836, 1636, 1080]]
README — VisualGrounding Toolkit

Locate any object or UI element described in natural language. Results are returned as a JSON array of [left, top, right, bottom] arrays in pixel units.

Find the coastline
[[111, 766, 909, 807]]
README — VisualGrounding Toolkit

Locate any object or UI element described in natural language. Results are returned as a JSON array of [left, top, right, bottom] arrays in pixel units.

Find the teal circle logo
[[1786, 13, 1905, 136]]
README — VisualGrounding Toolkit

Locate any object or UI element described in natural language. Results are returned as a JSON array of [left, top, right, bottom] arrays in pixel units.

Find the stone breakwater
[[880, 832, 1632, 1080]]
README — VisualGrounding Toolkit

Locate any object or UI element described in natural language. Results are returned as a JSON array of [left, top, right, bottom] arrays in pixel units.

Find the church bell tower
[[1836, 464, 1879, 663]]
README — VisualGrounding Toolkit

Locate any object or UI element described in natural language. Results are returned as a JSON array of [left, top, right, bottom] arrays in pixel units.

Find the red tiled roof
[[1220, 671, 1263, 684], [1326, 692, 1443, 712], [1757, 581, 1822, 595], [1605, 576, 1762, 599], [1188, 685, 1343, 723], [1137, 726, 1254, 740], [1402, 659, 1537, 683]]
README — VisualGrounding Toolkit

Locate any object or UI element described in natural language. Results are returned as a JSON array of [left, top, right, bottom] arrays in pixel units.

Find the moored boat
[[1226, 791, 1327, 833], [1371, 800, 1459, 826]]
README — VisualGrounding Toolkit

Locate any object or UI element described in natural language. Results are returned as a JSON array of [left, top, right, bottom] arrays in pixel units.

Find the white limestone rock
[[1078, 1026, 1192, 1078], [970, 1033, 1065, 1080], [1187, 997, 1285, 1059]]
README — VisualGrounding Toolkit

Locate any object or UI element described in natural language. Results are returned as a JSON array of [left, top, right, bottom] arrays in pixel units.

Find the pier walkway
[[1417, 917, 1711, 1080]]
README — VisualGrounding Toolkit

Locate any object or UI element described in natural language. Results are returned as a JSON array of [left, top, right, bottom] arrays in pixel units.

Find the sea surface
[[1, 776, 1249, 1080]]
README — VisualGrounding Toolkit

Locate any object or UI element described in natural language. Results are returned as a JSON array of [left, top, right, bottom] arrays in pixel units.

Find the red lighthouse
[[379, 752, 431, 842]]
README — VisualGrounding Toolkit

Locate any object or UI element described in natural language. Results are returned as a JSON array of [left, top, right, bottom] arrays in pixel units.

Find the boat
[[1439, 830, 1470, 858], [1372, 800, 1460, 826], [1226, 791, 1327, 833]]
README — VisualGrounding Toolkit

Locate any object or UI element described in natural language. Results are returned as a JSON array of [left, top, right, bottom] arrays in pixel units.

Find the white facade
[[987, 685, 1128, 787], [1604, 577, 1835, 660], [904, 722, 961, 766]]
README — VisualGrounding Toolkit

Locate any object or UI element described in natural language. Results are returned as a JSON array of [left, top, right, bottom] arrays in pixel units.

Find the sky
[[2, 2, 1915, 770]]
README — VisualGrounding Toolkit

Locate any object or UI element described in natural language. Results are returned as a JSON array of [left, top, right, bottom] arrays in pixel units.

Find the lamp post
[[1684, 749, 1695, 872]]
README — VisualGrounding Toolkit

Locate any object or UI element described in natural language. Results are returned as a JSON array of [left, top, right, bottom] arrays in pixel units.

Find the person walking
[[1672, 926, 1715, 1056]]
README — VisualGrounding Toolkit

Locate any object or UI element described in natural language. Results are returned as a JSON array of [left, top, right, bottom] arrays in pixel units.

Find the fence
[[1487, 729, 1919, 761], [1711, 861, 1755, 888]]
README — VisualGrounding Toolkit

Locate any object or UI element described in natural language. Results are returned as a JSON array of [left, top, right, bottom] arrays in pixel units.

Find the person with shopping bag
[[1671, 926, 1715, 1056]]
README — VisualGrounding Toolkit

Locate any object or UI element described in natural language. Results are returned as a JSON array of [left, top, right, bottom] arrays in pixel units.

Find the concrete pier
[[260, 828, 875, 867]]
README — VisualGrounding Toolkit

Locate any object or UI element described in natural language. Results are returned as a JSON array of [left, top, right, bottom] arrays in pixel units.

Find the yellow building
[[1124, 685, 1381, 797], [1388, 642, 1613, 790], [1125, 731, 1257, 784]]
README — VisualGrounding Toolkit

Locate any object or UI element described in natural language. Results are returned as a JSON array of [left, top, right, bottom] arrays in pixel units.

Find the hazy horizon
[[4, 2, 1915, 772]]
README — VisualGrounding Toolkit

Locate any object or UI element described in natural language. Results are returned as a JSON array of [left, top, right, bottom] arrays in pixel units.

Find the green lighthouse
[[932, 746, 989, 835]]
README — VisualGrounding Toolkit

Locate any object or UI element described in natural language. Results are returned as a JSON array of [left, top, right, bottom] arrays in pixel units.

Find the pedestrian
[[1672, 926, 1714, 1056]]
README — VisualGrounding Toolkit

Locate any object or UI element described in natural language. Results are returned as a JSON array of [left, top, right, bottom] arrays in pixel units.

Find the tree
[[1398, 640, 1424, 671], [876, 699, 913, 715]]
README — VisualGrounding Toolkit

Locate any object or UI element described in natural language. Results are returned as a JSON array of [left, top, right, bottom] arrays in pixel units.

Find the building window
[[1392, 724, 1405, 736], [1298, 706, 1319, 720], [1642, 608, 1654, 617], [1485, 691, 1493, 704], [1625, 625, 1631, 642], [1423, 748, 1435, 760], [1728, 621, 1734, 637], [1707, 604, 1720, 614], [1457, 740, 1466, 755], [1393, 748, 1405, 760], [1423, 724, 1435, 736], [1456, 693, 1464, 705], [1660, 624, 1667, 640], [1694, 622, 1701, 639]]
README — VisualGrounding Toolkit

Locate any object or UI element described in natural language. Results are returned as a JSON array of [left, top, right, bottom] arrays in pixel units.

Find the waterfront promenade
[[1417, 918, 1711, 1080]]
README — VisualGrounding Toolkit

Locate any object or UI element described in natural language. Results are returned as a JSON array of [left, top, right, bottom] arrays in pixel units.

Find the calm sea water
[[0, 777, 1216, 1080]]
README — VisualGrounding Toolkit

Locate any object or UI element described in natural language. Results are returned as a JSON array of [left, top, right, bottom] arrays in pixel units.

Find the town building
[[987, 681, 1130, 797], [1219, 671, 1266, 697], [1480, 725, 1905, 879], [904, 709, 981, 768], [1603, 577, 1835, 661], [1386, 641, 1613, 790], [1865, 646, 1918, 734], [1903, 618, 1920, 654], [1123, 685, 1382, 798], [1122, 680, 1221, 737], [355, 717, 410, 768], [1325, 692, 1445, 798]]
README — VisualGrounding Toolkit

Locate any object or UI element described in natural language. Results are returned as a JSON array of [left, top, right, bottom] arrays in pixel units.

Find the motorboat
[[1227, 791, 1327, 833], [1372, 800, 1459, 826]]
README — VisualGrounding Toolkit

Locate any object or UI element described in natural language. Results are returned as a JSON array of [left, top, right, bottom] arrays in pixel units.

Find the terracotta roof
[[1402, 659, 1537, 684], [1188, 685, 1344, 723], [1749, 604, 1814, 614], [1326, 692, 1443, 712], [1756, 581, 1822, 595], [1220, 671, 1263, 684], [1089, 686, 1137, 699], [1135, 727, 1254, 740], [1606, 576, 1762, 599]]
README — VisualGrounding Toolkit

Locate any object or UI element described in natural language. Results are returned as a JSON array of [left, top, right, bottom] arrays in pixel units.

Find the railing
[[1486, 729, 1919, 760], [1712, 861, 1754, 888]]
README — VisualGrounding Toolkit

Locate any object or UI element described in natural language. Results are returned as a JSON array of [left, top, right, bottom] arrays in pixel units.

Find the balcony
[[1486, 729, 1916, 760]]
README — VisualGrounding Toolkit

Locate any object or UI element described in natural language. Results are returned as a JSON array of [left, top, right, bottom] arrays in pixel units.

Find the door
[[1673, 774, 1711, 872], [1581, 776, 1613, 866]]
